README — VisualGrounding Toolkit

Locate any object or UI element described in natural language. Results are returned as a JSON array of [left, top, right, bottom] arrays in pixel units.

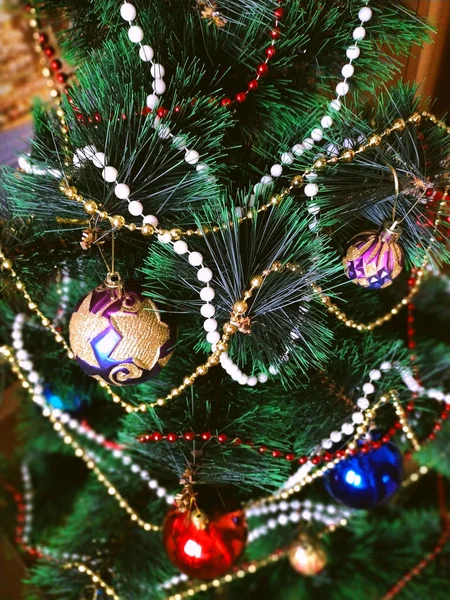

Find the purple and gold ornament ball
[[343, 223, 404, 289], [69, 283, 175, 385]]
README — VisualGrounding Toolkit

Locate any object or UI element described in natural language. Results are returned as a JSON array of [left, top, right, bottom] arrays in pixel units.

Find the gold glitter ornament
[[69, 281, 176, 385], [288, 535, 327, 576]]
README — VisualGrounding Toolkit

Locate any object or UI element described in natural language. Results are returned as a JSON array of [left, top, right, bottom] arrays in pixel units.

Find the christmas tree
[[1, 1, 450, 598]]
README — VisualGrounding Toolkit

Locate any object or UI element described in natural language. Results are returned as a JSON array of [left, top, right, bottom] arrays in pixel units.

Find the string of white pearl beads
[[74, 147, 159, 228], [158, 573, 189, 592], [18, 155, 63, 179], [20, 463, 33, 545], [165, 239, 220, 346], [247, 501, 350, 543], [398, 366, 450, 404], [111, 447, 175, 504], [54, 268, 71, 325], [119, 2, 166, 102], [119, 3, 207, 172], [257, 2, 372, 192], [321, 360, 383, 450], [12, 314, 174, 505], [246, 497, 351, 520], [219, 351, 268, 387], [45, 408, 174, 504]]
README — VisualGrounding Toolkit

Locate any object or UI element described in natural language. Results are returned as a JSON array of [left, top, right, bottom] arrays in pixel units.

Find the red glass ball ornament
[[163, 486, 247, 580], [247, 79, 258, 91], [257, 63, 269, 77], [235, 92, 246, 103], [38, 32, 49, 45], [220, 97, 232, 107], [266, 46, 276, 58]]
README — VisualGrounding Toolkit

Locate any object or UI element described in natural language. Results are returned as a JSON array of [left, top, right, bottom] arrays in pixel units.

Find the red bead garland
[[137, 429, 397, 465], [381, 475, 450, 600], [404, 273, 450, 443], [217, 3, 283, 107], [3, 481, 44, 558], [26, 3, 73, 102], [72, 3, 284, 124]]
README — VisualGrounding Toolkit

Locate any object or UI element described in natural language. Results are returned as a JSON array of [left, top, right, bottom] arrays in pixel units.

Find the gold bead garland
[[27, 3, 70, 159], [164, 521, 347, 600], [58, 111, 448, 242], [0, 248, 437, 416], [313, 265, 426, 332], [0, 345, 160, 534], [63, 563, 120, 600], [244, 390, 414, 510], [0, 248, 74, 359], [391, 392, 421, 452], [402, 465, 429, 488], [163, 466, 432, 600]]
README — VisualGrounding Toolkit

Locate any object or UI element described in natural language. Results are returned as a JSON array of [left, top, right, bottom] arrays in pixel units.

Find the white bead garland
[[11, 314, 173, 505], [219, 351, 268, 387], [399, 366, 450, 404], [74, 147, 160, 228], [118, 2, 206, 172], [250, 1, 372, 203], [53, 268, 71, 325], [318, 360, 388, 452]]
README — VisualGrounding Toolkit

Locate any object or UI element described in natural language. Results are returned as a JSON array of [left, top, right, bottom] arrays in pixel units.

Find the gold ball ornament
[[288, 537, 327, 576], [69, 282, 176, 386]]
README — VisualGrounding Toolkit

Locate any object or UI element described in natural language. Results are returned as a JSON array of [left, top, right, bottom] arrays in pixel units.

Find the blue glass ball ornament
[[324, 442, 403, 509], [44, 385, 83, 413]]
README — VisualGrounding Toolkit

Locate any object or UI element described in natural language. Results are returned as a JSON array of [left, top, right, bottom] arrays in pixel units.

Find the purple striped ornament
[[343, 223, 404, 289]]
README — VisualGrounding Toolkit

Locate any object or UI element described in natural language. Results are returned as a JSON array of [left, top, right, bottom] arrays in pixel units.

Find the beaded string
[[0, 346, 161, 533], [118, 2, 208, 173], [256, 2, 373, 189], [26, 2, 70, 159], [381, 475, 450, 600], [63, 563, 120, 600], [58, 112, 448, 239], [0, 251, 439, 416], [0, 250, 74, 359], [4, 465, 99, 565], [219, 3, 284, 108], [244, 389, 416, 510]]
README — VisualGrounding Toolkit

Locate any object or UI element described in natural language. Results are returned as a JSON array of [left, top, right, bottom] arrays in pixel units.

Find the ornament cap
[[191, 508, 209, 530], [383, 221, 403, 237]]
